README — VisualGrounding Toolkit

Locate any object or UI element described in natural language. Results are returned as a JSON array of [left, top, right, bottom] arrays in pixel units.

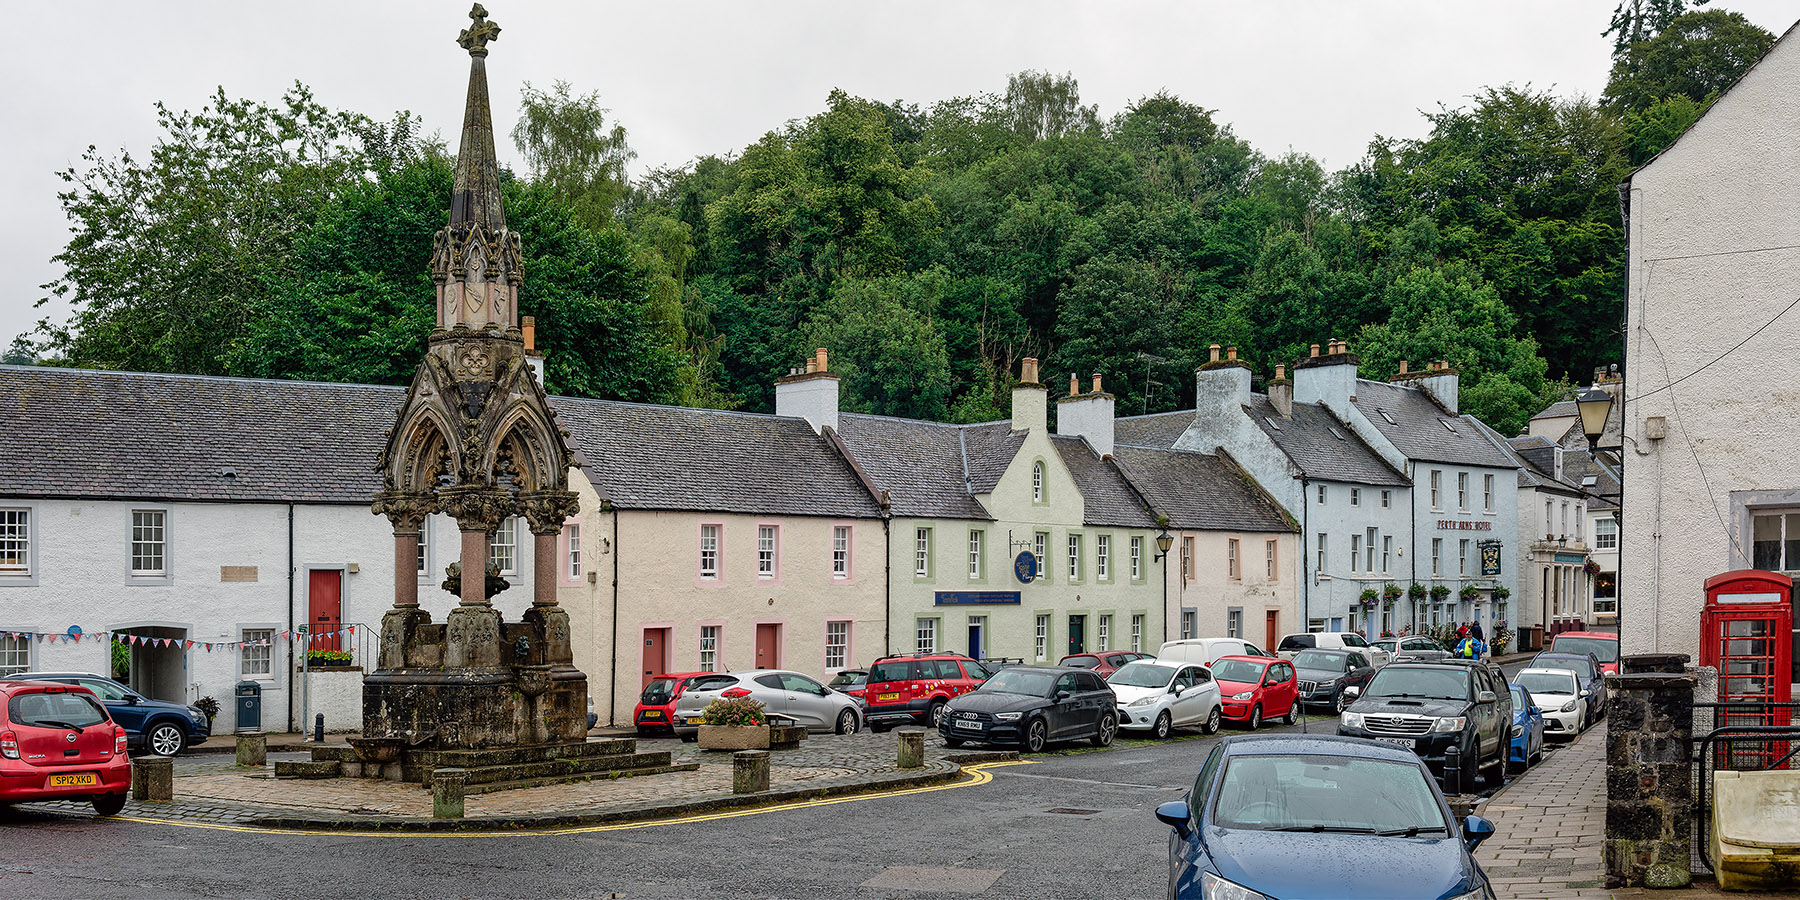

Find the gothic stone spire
[[431, 3, 522, 332]]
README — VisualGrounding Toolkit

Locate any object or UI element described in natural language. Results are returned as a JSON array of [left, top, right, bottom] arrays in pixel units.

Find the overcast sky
[[6, 1, 1797, 352]]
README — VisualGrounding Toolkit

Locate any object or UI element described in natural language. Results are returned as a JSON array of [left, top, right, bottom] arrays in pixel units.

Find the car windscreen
[[827, 671, 867, 688], [1533, 656, 1594, 678], [867, 661, 919, 684], [640, 679, 678, 702], [1510, 685, 1529, 708], [1293, 650, 1349, 673], [1553, 637, 1619, 663], [1062, 656, 1101, 668], [1210, 659, 1265, 684], [8, 692, 108, 729], [1108, 663, 1175, 688], [1365, 667, 1468, 701], [979, 669, 1056, 697], [1277, 635, 1315, 651], [1211, 753, 1449, 835], [1515, 672, 1578, 696]]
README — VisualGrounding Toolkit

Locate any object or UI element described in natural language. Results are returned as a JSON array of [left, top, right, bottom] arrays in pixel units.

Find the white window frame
[[1227, 538, 1240, 580], [832, 525, 851, 579], [1034, 532, 1048, 581], [1034, 615, 1049, 660], [916, 617, 937, 654], [699, 625, 720, 672], [131, 508, 168, 577], [1097, 614, 1111, 651], [1483, 474, 1495, 512], [1317, 533, 1327, 573], [416, 515, 432, 577], [1130, 614, 1144, 653], [566, 522, 583, 580], [0, 507, 32, 581], [1751, 511, 1800, 572], [1226, 608, 1243, 639], [1096, 534, 1110, 580], [488, 517, 518, 576], [1381, 536, 1392, 574], [1181, 536, 1194, 581], [1181, 609, 1197, 640], [915, 527, 931, 576], [1350, 488, 1361, 507], [1265, 539, 1277, 580], [699, 524, 721, 580], [968, 529, 984, 579], [0, 632, 31, 676], [1068, 534, 1081, 580], [1350, 533, 1361, 573], [757, 524, 777, 578], [1430, 470, 1442, 510], [1595, 517, 1618, 550], [1432, 538, 1442, 577], [1458, 472, 1469, 511], [1459, 539, 1469, 576], [240, 628, 274, 678], [1381, 490, 1391, 509], [1033, 461, 1044, 503], [825, 621, 850, 670], [1130, 536, 1142, 580], [1317, 484, 1327, 504]]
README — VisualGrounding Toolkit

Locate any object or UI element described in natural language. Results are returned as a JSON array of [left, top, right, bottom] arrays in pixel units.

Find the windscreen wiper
[[1269, 825, 1375, 833], [36, 720, 84, 733], [1376, 826, 1447, 837]]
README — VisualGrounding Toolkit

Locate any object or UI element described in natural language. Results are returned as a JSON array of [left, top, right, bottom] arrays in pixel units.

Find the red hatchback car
[[1209, 655, 1299, 730], [862, 653, 994, 730], [0, 680, 131, 815], [634, 672, 712, 734], [1550, 632, 1621, 676]]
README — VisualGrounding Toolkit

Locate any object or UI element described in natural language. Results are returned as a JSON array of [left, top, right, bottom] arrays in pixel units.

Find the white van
[[1155, 637, 1273, 667], [1275, 632, 1390, 667]]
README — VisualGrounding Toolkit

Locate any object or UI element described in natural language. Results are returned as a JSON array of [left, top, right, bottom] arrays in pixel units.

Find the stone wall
[[1604, 653, 1696, 889]]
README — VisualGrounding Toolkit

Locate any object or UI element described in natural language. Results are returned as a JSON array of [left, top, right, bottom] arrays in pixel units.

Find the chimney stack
[[1268, 364, 1293, 418], [521, 315, 545, 384], [1292, 338, 1357, 415], [1416, 361, 1461, 414], [1195, 340, 1252, 423], [1058, 371, 1116, 457], [1012, 357, 1048, 432], [774, 347, 840, 434]]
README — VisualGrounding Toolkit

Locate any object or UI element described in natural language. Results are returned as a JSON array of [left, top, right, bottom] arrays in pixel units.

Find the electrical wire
[[1626, 292, 1800, 404]]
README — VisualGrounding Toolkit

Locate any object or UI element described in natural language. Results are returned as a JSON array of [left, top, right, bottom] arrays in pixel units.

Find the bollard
[[235, 733, 267, 767], [1443, 743, 1461, 794], [732, 750, 770, 794], [131, 756, 174, 801], [896, 726, 925, 768], [432, 768, 468, 819], [314, 713, 325, 743]]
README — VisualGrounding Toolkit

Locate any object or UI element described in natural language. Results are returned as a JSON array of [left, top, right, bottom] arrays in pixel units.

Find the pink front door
[[642, 628, 670, 688], [308, 570, 342, 651], [755, 624, 779, 669]]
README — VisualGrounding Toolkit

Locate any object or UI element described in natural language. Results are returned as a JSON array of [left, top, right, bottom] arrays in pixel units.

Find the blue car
[[1155, 734, 1496, 900], [11, 672, 210, 756], [1508, 684, 1546, 772]]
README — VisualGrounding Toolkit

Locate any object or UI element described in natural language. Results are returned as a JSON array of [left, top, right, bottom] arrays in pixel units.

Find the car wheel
[[1279, 704, 1296, 726], [1024, 719, 1049, 753], [1485, 745, 1507, 786], [146, 722, 185, 757], [1247, 705, 1263, 730], [1153, 711, 1172, 739], [835, 708, 859, 735], [1091, 712, 1117, 747], [1202, 705, 1222, 735], [1531, 742, 1544, 765], [91, 793, 126, 816], [927, 700, 947, 728], [1335, 691, 1353, 714], [943, 737, 964, 748]]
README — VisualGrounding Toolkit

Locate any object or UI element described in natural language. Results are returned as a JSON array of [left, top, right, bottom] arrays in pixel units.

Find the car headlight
[[1560, 700, 1579, 713], [1231, 691, 1254, 701], [1127, 696, 1157, 708], [1431, 716, 1467, 733], [994, 712, 1023, 721], [1341, 711, 1364, 728], [1201, 871, 1271, 900], [1510, 724, 1523, 738]]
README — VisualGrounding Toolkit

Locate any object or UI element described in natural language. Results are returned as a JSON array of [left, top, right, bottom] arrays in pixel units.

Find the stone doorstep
[[461, 762, 701, 794], [244, 759, 963, 831]]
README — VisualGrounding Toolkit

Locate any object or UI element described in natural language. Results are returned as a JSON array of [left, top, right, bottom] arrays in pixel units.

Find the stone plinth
[[1710, 770, 1800, 892], [1604, 667, 1697, 889], [132, 757, 173, 801], [733, 750, 770, 794]]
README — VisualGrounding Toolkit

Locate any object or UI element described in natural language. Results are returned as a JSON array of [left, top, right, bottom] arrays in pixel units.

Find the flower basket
[[1382, 583, 1403, 603], [1408, 583, 1428, 601], [1583, 559, 1601, 577], [1493, 585, 1511, 601], [1429, 584, 1451, 603], [306, 649, 354, 667], [1459, 585, 1481, 601], [1358, 588, 1379, 609]]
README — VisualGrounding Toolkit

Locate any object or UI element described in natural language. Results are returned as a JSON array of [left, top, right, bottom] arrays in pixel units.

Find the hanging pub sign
[[1479, 541, 1503, 576], [1013, 551, 1039, 584]]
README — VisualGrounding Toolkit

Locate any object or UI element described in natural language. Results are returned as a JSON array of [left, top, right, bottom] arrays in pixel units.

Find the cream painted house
[[1619, 20, 1800, 685]]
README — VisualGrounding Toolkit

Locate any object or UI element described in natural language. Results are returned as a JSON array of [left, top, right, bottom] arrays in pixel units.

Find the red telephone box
[[1701, 569, 1793, 769]]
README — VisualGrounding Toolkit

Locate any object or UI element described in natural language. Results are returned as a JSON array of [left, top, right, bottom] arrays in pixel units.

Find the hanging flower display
[[1358, 588, 1380, 608], [1583, 559, 1601, 577], [1459, 584, 1481, 601]]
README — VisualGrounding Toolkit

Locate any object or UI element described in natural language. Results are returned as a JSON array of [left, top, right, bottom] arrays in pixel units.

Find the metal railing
[[1688, 700, 1800, 872]]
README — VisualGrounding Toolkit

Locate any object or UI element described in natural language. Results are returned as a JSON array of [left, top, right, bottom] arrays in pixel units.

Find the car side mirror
[[1461, 814, 1496, 851], [1579, 689, 1590, 697], [1056, 690, 1071, 701], [125, 695, 141, 705], [1477, 690, 1496, 703], [1343, 686, 1361, 701], [1529, 706, 1542, 716], [1169, 684, 1181, 694], [1155, 800, 1193, 840]]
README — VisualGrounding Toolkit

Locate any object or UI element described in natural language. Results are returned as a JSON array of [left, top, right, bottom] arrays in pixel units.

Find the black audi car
[[1336, 659, 1512, 794], [938, 665, 1116, 753], [1290, 647, 1376, 711]]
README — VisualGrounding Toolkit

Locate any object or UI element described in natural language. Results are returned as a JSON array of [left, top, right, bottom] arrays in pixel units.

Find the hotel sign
[[1437, 520, 1491, 531]]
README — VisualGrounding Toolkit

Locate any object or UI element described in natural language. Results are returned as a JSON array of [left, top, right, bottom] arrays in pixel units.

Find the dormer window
[[1032, 462, 1044, 503]]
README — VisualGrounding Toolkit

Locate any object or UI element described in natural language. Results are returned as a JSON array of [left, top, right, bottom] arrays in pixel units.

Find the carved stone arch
[[391, 407, 458, 494], [491, 404, 563, 493]]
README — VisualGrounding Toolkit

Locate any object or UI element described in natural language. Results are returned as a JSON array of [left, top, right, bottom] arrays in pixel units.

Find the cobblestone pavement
[[18, 730, 977, 828]]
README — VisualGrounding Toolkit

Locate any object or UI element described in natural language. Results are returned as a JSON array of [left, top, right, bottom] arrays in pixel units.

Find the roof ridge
[[0, 365, 408, 392]]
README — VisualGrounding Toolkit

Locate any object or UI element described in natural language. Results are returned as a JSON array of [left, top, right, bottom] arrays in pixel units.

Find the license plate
[[641, 711, 662, 719], [1374, 737, 1416, 749], [877, 692, 899, 702], [685, 716, 705, 726], [50, 773, 97, 787]]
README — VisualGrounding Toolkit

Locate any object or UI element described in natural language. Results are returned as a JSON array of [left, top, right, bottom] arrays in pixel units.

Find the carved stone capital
[[437, 485, 513, 533], [519, 490, 581, 535], [372, 491, 437, 533]]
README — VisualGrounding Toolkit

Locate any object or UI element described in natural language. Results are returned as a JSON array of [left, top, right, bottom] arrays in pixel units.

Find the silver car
[[672, 670, 863, 740]]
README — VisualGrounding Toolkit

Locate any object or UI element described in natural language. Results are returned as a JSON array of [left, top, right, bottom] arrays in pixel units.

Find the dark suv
[[1336, 659, 1512, 793], [862, 653, 993, 730], [11, 673, 210, 756]]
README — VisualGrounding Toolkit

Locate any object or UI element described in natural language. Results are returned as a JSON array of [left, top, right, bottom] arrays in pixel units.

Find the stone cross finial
[[457, 4, 501, 56]]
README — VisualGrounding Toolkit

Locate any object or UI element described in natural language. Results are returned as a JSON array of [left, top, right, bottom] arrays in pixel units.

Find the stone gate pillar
[[1605, 653, 1696, 889]]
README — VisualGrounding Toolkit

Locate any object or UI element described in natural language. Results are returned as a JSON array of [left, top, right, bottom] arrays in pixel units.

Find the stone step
[[409, 751, 675, 786], [408, 738, 636, 769], [461, 762, 700, 795], [307, 744, 361, 763], [274, 760, 343, 779]]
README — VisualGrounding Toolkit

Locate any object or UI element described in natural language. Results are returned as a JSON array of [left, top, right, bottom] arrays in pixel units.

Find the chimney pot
[[1070, 373, 1080, 396], [815, 347, 828, 372], [1021, 357, 1039, 384], [521, 316, 536, 352], [1091, 374, 1103, 393], [1310, 343, 1320, 358], [1274, 364, 1286, 380], [1398, 359, 1408, 375], [805, 358, 817, 374], [1209, 344, 1221, 363], [1227, 346, 1238, 362]]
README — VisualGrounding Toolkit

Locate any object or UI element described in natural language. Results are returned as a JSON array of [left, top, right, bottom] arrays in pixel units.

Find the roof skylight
[[1440, 419, 1458, 433]]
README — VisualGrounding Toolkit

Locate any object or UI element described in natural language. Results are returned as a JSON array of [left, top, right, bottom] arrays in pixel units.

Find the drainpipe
[[609, 505, 619, 727], [286, 503, 295, 732], [1409, 468, 1417, 633], [882, 516, 891, 656], [1300, 477, 1310, 630]]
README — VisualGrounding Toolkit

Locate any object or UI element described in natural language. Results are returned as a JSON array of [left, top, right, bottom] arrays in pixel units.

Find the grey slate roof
[[1, 365, 397, 503], [0, 366, 883, 518], [1113, 410, 1195, 448], [834, 414, 998, 520], [1048, 436, 1156, 528], [1352, 379, 1518, 470], [1562, 450, 1621, 511], [555, 400, 883, 518], [1532, 400, 1577, 421], [1113, 445, 1295, 533], [1244, 397, 1411, 487], [1503, 436, 1582, 496], [961, 423, 1027, 494]]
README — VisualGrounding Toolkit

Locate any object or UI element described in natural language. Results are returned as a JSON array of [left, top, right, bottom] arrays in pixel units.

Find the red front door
[[308, 569, 342, 651], [642, 628, 670, 688], [1265, 611, 1279, 652], [755, 624, 779, 669]]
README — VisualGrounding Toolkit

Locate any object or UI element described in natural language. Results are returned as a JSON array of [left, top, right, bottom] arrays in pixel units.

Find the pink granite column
[[460, 529, 489, 607], [533, 529, 558, 606], [394, 531, 420, 608]]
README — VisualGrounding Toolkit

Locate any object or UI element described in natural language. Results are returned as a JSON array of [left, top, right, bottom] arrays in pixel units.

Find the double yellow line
[[107, 760, 1035, 838]]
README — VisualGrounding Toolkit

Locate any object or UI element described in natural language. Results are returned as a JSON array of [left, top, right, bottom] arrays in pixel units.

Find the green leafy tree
[[511, 80, 635, 230], [805, 271, 954, 420], [1603, 0, 1710, 60], [1002, 71, 1100, 142], [1049, 254, 1183, 415], [1603, 9, 1776, 112]]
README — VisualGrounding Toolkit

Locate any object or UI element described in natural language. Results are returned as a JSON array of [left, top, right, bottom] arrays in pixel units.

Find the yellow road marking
[[102, 760, 1036, 838]]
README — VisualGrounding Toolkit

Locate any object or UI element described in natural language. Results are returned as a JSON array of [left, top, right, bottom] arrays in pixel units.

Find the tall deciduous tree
[[511, 80, 635, 230], [1602, 9, 1776, 112]]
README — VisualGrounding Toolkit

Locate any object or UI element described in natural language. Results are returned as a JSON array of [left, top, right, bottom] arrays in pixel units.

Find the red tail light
[[0, 731, 16, 759], [720, 688, 752, 699], [115, 726, 128, 755]]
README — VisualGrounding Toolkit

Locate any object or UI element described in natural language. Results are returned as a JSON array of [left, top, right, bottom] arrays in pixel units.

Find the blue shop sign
[[1013, 551, 1039, 584], [1553, 552, 1585, 564], [935, 591, 1023, 606]]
